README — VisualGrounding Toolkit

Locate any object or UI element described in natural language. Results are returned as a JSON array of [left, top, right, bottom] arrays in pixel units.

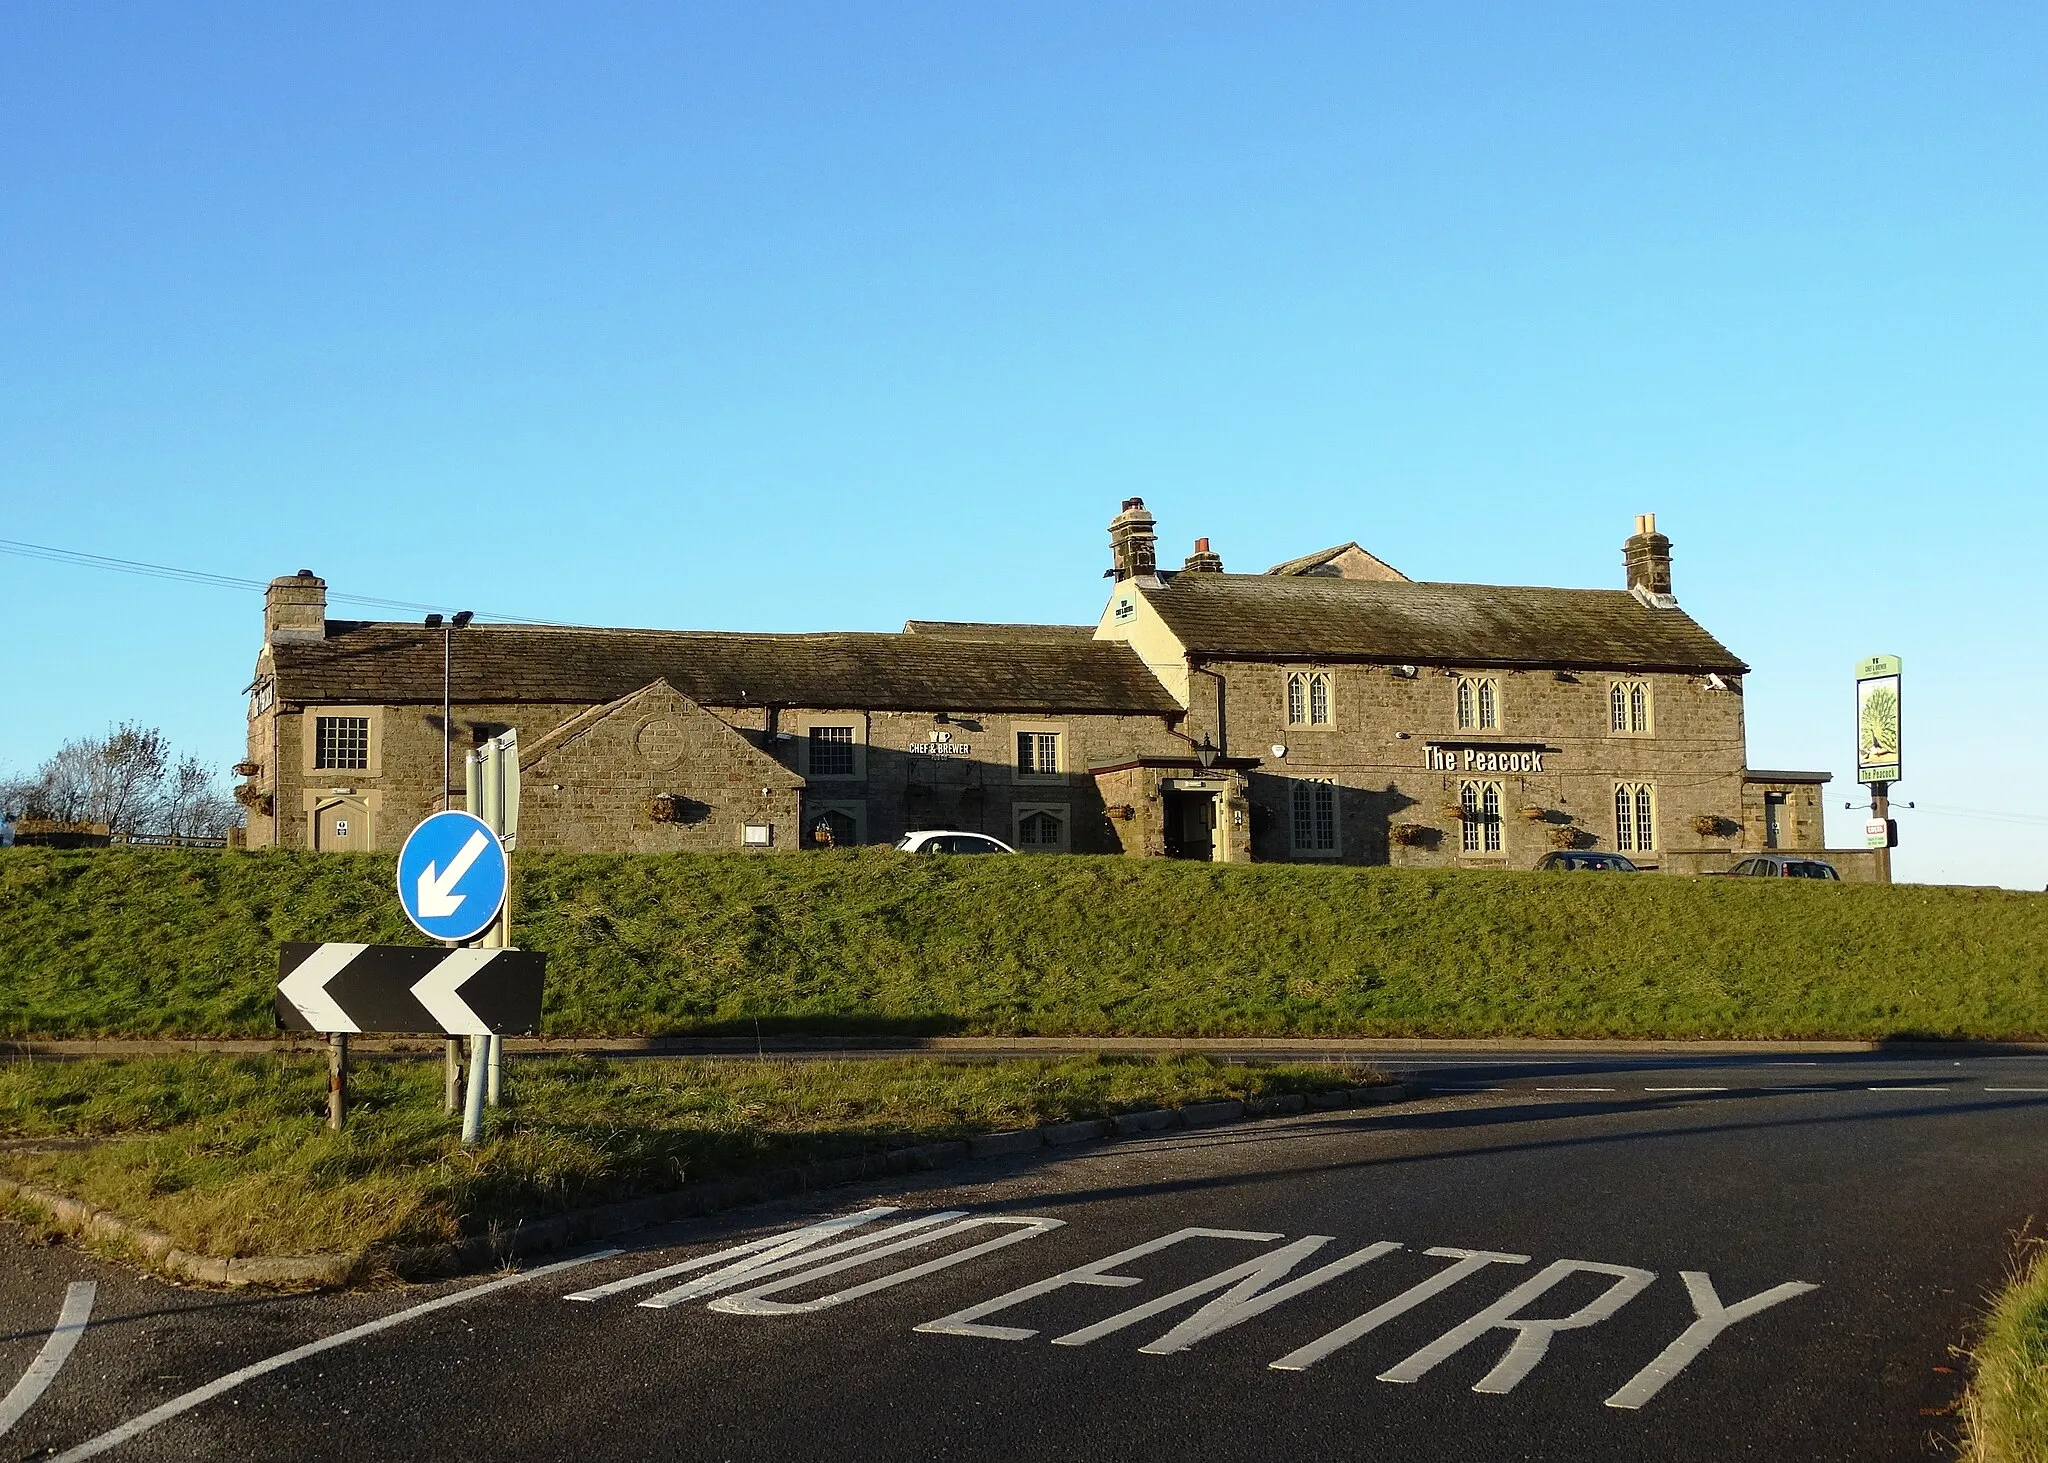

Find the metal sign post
[[466, 732, 519, 1112], [1855, 655, 1902, 885]]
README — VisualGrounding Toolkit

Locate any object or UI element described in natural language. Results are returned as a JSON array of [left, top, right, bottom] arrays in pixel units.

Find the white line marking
[[47, 1251, 617, 1463], [918, 1227, 1282, 1341], [1270, 1248, 1530, 1372], [563, 1207, 901, 1302], [1986, 1088, 2048, 1093], [1438, 1086, 1508, 1092], [710, 1217, 1063, 1315], [1379, 1259, 1657, 1393], [1867, 1086, 1951, 1092], [1645, 1087, 1728, 1092], [1534, 1087, 1617, 1093], [640, 1211, 970, 1309], [0, 1282, 95, 1438], [1605, 1272, 1818, 1409]]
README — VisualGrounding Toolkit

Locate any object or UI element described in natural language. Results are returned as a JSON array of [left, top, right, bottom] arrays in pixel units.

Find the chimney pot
[[1182, 536, 1224, 574]]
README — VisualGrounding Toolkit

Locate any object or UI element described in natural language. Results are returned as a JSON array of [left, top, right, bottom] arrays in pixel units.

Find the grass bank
[[3, 847, 2046, 1040], [0, 1053, 1357, 1260], [1962, 1243, 2048, 1462]]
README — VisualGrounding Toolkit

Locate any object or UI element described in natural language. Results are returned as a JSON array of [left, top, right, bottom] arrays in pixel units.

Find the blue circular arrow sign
[[396, 810, 508, 943]]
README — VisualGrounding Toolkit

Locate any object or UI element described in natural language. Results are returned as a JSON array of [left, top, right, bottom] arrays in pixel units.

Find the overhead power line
[[1913, 804, 2048, 828], [0, 538, 568, 626]]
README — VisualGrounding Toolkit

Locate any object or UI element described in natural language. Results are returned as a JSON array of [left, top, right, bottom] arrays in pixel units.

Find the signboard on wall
[[1855, 655, 1902, 786]]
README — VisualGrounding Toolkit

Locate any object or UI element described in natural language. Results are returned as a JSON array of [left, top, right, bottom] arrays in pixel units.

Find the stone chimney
[[1108, 498, 1158, 582], [1181, 537, 1223, 573], [1623, 514, 1673, 599], [265, 570, 328, 644]]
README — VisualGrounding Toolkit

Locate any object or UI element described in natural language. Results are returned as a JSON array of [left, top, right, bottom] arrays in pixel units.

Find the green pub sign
[[1855, 654, 1902, 787]]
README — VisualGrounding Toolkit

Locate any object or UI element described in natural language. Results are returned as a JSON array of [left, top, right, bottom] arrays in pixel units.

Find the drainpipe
[[1191, 659, 1228, 755]]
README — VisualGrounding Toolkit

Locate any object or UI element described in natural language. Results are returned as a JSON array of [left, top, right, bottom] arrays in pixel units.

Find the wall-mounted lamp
[[1270, 744, 1287, 759]]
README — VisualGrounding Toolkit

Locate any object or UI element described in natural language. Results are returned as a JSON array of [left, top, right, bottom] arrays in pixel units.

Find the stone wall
[[1186, 660, 1751, 871]]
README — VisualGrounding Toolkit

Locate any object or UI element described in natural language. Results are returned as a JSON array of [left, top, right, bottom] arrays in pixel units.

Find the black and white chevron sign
[[275, 943, 546, 1036]]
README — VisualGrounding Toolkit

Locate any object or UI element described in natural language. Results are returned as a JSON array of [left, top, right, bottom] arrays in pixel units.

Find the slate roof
[[902, 621, 1097, 643], [269, 622, 1183, 714], [1137, 574, 1747, 673], [1264, 542, 1409, 581]]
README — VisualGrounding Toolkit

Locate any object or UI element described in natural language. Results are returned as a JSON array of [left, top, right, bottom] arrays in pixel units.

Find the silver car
[[1724, 855, 1841, 880]]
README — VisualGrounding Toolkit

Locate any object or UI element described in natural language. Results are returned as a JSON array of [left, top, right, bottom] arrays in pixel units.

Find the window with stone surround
[[1014, 804, 1069, 852], [1460, 779, 1503, 853], [1615, 782, 1657, 852], [1456, 676, 1500, 730], [1290, 779, 1338, 855], [1286, 671, 1332, 727], [807, 726, 857, 778], [314, 716, 370, 771], [1016, 731, 1062, 776], [1610, 680, 1652, 734]]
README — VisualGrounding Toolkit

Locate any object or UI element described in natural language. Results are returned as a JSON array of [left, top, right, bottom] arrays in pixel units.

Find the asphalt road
[[9, 1049, 2048, 1462]]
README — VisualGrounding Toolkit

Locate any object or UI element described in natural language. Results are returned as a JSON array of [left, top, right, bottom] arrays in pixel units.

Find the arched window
[[1610, 680, 1651, 734], [1614, 783, 1656, 851], [805, 808, 858, 848], [1457, 677, 1499, 730], [1460, 779, 1503, 854], [1287, 671, 1332, 726], [1017, 809, 1063, 848]]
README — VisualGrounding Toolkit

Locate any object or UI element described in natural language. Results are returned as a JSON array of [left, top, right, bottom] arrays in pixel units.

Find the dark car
[[1533, 851, 1639, 872], [1724, 856, 1840, 880]]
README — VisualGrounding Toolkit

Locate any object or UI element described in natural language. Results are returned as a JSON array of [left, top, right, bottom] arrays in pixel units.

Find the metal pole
[[486, 1033, 502, 1106], [444, 1037, 461, 1113], [1872, 782, 1893, 886], [460, 1034, 488, 1145], [328, 1033, 347, 1132]]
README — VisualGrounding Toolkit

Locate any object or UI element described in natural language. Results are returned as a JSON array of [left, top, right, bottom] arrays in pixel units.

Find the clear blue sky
[[3, 3, 2042, 886]]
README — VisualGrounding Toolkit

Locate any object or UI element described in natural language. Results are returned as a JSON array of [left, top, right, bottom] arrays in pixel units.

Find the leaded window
[[1291, 780, 1337, 853], [1456, 676, 1499, 730], [1017, 731, 1061, 775], [1286, 671, 1331, 727], [314, 716, 369, 770], [808, 726, 856, 777], [1460, 779, 1503, 854], [1615, 782, 1656, 851], [1611, 680, 1651, 734]]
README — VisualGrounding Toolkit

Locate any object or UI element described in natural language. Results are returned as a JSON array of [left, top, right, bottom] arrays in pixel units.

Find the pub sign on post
[[1855, 654, 1902, 786]]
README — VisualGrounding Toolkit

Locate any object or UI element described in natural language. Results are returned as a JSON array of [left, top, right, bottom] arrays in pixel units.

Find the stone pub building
[[241, 504, 1855, 874]]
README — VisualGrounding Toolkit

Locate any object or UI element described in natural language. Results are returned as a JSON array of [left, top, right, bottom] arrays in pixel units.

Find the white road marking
[[1646, 1087, 1728, 1093], [1605, 1272, 1818, 1409], [917, 1227, 1282, 1341], [1379, 1258, 1656, 1393], [1986, 1087, 2048, 1093], [710, 1217, 1063, 1315], [1534, 1087, 1617, 1092], [1868, 1086, 1951, 1092], [1269, 1248, 1530, 1372], [0, 1282, 95, 1438], [640, 1211, 970, 1309], [563, 1207, 902, 1302], [1095, 1238, 1402, 1354], [47, 1251, 617, 1463]]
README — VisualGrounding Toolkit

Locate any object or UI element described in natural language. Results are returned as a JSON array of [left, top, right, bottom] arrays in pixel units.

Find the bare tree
[[2, 724, 240, 837]]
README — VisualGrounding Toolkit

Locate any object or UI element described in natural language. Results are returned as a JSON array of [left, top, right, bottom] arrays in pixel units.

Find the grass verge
[[1961, 1240, 2048, 1461], [4, 848, 2048, 1040], [0, 1053, 1366, 1261]]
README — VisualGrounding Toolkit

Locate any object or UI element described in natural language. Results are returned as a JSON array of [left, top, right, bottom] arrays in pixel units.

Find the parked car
[[1533, 851, 1639, 872], [1723, 855, 1841, 880], [893, 830, 1017, 855]]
